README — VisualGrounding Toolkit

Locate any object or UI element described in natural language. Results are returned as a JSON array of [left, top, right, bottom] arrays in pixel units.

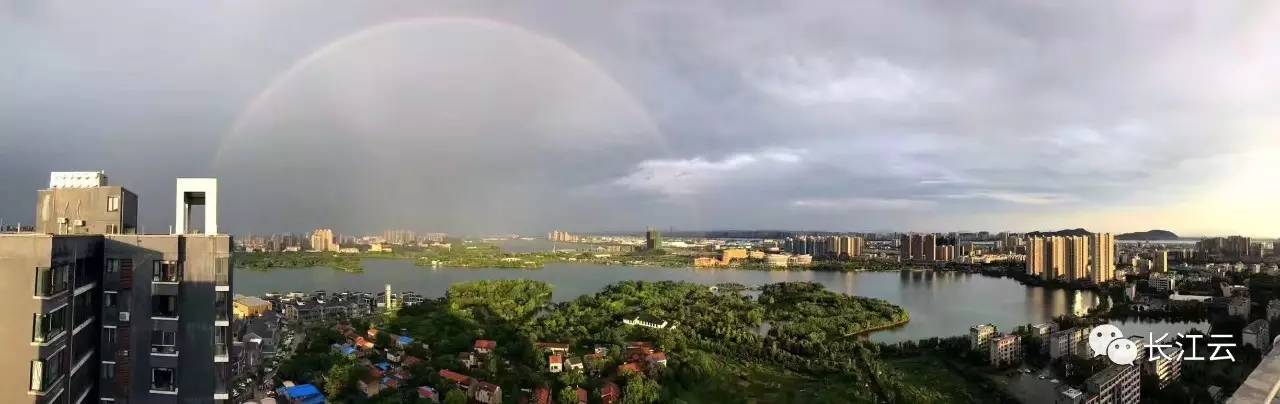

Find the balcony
[[151, 261, 182, 284], [151, 296, 178, 320], [150, 344, 179, 356], [35, 266, 70, 298], [32, 308, 68, 344]]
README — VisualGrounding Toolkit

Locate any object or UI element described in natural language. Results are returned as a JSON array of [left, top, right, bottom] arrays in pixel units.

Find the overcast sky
[[3, 1, 1279, 236]]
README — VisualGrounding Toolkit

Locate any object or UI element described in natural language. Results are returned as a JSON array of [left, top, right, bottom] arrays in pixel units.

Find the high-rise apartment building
[[1152, 250, 1168, 273], [898, 233, 943, 261], [309, 229, 337, 252], [1089, 233, 1116, 283], [1026, 237, 1046, 277], [898, 234, 914, 262], [1044, 236, 1066, 281], [922, 234, 938, 261], [644, 228, 662, 250], [1064, 236, 1089, 281], [0, 173, 233, 404]]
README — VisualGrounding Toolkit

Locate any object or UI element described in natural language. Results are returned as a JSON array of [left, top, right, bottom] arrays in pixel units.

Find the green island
[[272, 279, 1016, 403], [233, 251, 364, 272]]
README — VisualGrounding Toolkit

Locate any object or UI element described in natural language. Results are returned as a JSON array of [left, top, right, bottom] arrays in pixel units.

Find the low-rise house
[[1244, 319, 1272, 353], [281, 384, 327, 404], [533, 387, 551, 404], [565, 357, 584, 371], [549, 355, 564, 373], [471, 381, 503, 404], [440, 369, 472, 389], [575, 388, 589, 404], [460, 352, 481, 369], [417, 386, 439, 403], [475, 339, 498, 354], [1229, 296, 1252, 319], [536, 342, 571, 355]]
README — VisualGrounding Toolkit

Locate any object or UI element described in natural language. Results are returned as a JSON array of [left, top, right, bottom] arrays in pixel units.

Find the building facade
[[0, 173, 232, 404], [989, 334, 1022, 366], [970, 324, 997, 351]]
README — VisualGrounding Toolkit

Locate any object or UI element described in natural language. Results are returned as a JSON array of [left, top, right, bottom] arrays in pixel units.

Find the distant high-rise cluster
[[547, 230, 581, 243], [1197, 235, 1265, 261], [1026, 233, 1115, 283], [310, 228, 339, 252], [899, 233, 949, 261], [782, 235, 864, 258], [383, 229, 416, 245]]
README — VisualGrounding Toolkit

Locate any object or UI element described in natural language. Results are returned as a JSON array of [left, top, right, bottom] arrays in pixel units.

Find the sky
[[2, 1, 1279, 237]]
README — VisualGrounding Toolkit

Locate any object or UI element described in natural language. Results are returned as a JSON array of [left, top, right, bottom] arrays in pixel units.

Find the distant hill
[[1026, 228, 1093, 237], [1116, 230, 1180, 240]]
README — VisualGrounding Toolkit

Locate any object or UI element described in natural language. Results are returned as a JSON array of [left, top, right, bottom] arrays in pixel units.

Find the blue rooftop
[[375, 362, 392, 371], [398, 335, 414, 345], [285, 384, 325, 403]]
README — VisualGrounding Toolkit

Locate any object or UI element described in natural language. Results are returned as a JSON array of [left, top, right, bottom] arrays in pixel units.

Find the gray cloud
[[3, 1, 1279, 236]]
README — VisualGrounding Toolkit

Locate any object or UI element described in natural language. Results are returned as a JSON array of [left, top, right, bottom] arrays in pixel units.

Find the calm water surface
[[235, 260, 1206, 343]]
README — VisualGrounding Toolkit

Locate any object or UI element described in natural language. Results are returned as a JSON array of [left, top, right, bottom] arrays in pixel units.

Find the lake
[[234, 259, 1207, 343]]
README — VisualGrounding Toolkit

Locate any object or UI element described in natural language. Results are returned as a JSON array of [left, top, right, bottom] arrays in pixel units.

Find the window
[[215, 292, 230, 322], [32, 306, 68, 343], [150, 367, 176, 391], [106, 259, 120, 274], [104, 291, 117, 308], [105, 224, 119, 234], [151, 295, 178, 318], [104, 327, 116, 345], [74, 293, 93, 325], [101, 362, 115, 380], [107, 196, 119, 212], [214, 326, 229, 356], [152, 261, 181, 283], [35, 265, 70, 297], [151, 329, 177, 355]]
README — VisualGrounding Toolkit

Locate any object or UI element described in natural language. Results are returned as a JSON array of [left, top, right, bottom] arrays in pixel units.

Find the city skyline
[[4, 2, 1280, 236]]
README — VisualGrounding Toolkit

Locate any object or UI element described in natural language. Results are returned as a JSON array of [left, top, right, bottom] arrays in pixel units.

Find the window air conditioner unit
[[73, 220, 86, 226], [119, 312, 130, 322]]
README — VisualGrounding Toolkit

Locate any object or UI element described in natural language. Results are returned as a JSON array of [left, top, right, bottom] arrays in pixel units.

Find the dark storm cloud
[[3, 1, 1278, 235]]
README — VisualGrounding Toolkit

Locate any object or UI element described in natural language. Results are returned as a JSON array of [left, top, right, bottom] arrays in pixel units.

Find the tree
[[444, 390, 468, 404], [559, 370, 586, 387], [558, 387, 580, 404], [324, 358, 357, 398], [622, 374, 660, 404]]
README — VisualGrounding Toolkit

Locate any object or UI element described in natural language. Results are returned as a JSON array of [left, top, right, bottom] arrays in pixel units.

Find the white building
[[623, 313, 670, 329], [970, 324, 997, 351]]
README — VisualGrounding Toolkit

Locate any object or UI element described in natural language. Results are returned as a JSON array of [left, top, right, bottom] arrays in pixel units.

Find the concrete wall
[[36, 187, 137, 235]]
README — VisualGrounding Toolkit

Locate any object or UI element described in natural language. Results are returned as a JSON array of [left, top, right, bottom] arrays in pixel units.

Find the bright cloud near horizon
[[2, 1, 1279, 237]]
